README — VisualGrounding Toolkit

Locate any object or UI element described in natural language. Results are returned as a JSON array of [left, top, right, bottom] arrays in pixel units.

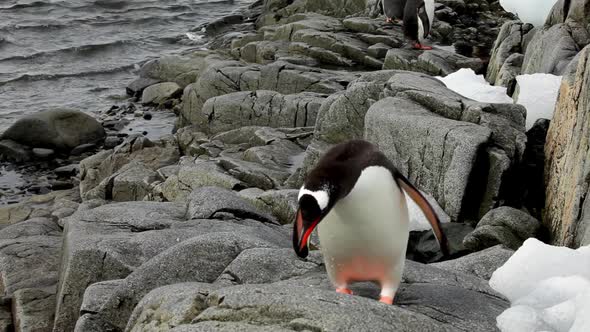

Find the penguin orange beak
[[293, 209, 320, 259]]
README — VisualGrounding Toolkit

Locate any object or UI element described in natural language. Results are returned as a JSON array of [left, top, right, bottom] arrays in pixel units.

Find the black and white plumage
[[292, 139, 449, 304], [402, 0, 435, 49]]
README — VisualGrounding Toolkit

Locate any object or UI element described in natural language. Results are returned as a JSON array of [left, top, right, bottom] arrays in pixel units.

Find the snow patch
[[435, 68, 514, 104], [490, 238, 590, 332], [515, 73, 562, 130], [499, 0, 559, 27], [436, 69, 562, 131]]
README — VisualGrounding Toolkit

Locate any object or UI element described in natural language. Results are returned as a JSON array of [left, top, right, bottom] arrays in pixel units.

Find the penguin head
[[293, 184, 336, 259], [292, 140, 371, 258]]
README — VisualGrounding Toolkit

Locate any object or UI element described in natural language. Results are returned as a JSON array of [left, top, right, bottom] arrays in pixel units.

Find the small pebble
[[104, 137, 122, 149], [143, 113, 152, 120], [32, 148, 55, 159], [70, 143, 96, 156]]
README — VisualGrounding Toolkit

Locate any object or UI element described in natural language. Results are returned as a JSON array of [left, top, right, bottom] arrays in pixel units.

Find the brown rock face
[[544, 45, 590, 247]]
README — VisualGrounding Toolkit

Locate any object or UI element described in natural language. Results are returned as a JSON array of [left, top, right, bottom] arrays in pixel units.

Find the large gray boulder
[[486, 21, 532, 86], [362, 71, 526, 222], [366, 97, 491, 221], [1, 109, 105, 151], [463, 207, 542, 251], [521, 23, 589, 75]]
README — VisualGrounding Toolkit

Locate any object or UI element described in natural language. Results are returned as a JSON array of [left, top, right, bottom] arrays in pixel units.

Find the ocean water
[[0, 0, 251, 133]]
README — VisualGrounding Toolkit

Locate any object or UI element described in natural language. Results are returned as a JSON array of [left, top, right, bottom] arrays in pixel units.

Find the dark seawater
[[0, 0, 251, 133]]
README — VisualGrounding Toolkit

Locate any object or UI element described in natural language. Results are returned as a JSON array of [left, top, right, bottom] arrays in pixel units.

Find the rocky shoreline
[[1, 0, 589, 331]]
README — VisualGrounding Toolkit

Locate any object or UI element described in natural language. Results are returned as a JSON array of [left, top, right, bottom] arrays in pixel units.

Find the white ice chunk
[[570, 290, 590, 332], [499, 0, 559, 27], [436, 68, 514, 104], [490, 238, 590, 332], [514, 275, 590, 309], [496, 305, 548, 332], [542, 300, 576, 332], [490, 238, 590, 303], [515, 73, 562, 130]]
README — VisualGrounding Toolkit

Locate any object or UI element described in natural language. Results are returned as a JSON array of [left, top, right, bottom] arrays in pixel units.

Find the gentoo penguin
[[403, 0, 435, 50], [293, 139, 449, 304], [382, 0, 406, 24]]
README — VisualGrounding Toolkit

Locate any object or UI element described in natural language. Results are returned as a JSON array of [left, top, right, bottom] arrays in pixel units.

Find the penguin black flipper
[[368, 148, 450, 257], [393, 172, 450, 257], [417, 1, 431, 38]]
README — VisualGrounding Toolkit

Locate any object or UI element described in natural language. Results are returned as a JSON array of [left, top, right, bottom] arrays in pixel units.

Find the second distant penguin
[[402, 0, 435, 50]]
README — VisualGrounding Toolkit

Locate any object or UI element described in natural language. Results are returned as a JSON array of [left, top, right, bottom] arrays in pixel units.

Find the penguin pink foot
[[379, 295, 394, 305], [385, 17, 393, 23], [336, 287, 353, 295], [412, 42, 433, 50]]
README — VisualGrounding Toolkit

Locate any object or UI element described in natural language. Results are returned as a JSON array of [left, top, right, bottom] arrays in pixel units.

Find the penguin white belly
[[418, 18, 425, 43], [317, 166, 409, 288]]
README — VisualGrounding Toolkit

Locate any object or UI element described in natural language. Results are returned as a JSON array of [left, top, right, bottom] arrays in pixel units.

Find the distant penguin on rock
[[403, 0, 435, 50], [293, 139, 449, 305], [382, 0, 407, 24]]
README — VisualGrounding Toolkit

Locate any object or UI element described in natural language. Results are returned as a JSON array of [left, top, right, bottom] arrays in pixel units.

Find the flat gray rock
[[126, 282, 221, 332], [159, 160, 245, 202], [179, 57, 354, 128], [201, 90, 325, 134], [383, 48, 484, 76], [0, 217, 62, 295], [238, 189, 299, 224], [215, 248, 321, 285], [431, 245, 514, 280], [94, 231, 288, 330], [186, 186, 277, 224], [80, 135, 180, 201]]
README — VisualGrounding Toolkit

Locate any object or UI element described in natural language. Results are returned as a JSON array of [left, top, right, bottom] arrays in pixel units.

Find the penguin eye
[[299, 195, 322, 219]]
